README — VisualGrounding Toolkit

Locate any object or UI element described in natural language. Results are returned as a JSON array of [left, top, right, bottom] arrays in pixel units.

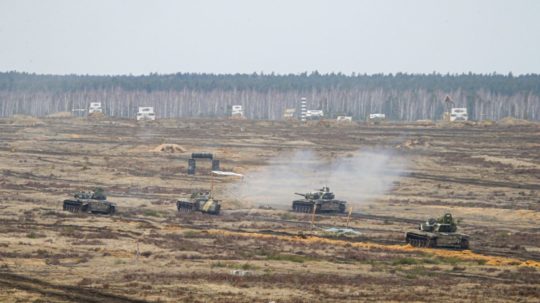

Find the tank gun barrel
[[294, 192, 307, 197]]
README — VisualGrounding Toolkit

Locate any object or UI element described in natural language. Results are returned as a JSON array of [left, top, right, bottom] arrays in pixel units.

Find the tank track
[[177, 201, 195, 213], [292, 202, 315, 213], [100, 206, 116, 215], [405, 233, 433, 247], [63, 200, 84, 213]]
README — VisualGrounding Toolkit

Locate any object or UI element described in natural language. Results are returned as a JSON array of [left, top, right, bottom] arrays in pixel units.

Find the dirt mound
[[414, 119, 435, 126], [396, 138, 430, 149], [284, 140, 315, 145], [497, 117, 534, 126], [9, 115, 45, 126], [477, 120, 496, 127], [152, 144, 186, 153], [47, 111, 72, 118], [88, 112, 105, 119]]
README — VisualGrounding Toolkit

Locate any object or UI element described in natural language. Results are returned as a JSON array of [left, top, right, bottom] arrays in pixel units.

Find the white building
[[306, 109, 324, 119], [231, 105, 244, 117], [369, 113, 386, 120], [89, 102, 103, 114], [136, 107, 156, 121], [336, 116, 352, 122], [283, 108, 296, 119], [450, 108, 468, 122]]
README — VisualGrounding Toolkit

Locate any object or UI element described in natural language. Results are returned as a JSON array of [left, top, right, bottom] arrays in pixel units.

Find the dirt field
[[0, 116, 539, 302]]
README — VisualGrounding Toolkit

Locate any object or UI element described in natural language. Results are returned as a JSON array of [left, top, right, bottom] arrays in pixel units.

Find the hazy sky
[[0, 0, 539, 75]]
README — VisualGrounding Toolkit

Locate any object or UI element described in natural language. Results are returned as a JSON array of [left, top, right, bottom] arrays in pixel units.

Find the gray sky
[[0, 0, 539, 75]]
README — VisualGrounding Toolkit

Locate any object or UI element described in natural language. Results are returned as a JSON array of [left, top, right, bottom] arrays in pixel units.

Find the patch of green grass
[[392, 256, 468, 266], [142, 210, 161, 217], [211, 261, 227, 268], [404, 273, 417, 279], [266, 254, 312, 263], [183, 230, 201, 238], [279, 212, 296, 220], [476, 259, 487, 265], [392, 257, 419, 265], [420, 257, 442, 264], [237, 263, 257, 270], [26, 231, 46, 239], [435, 256, 462, 265], [210, 261, 260, 270]]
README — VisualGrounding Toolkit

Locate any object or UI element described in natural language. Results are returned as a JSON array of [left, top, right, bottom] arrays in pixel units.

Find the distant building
[[369, 113, 385, 120], [89, 102, 103, 114], [336, 116, 352, 122], [283, 108, 296, 120], [450, 108, 468, 122], [306, 109, 324, 120], [230, 105, 244, 118], [137, 107, 156, 121]]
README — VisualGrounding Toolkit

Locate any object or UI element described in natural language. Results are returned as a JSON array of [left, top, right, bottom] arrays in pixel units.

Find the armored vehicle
[[63, 189, 116, 215], [292, 186, 347, 214], [405, 213, 469, 249], [176, 191, 221, 215]]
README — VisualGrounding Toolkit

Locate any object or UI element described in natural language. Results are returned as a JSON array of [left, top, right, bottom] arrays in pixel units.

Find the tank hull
[[405, 230, 469, 249], [62, 199, 116, 215], [176, 200, 221, 215], [292, 199, 346, 214]]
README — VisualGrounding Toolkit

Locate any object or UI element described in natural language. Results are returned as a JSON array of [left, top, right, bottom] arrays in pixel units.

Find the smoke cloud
[[224, 149, 407, 208]]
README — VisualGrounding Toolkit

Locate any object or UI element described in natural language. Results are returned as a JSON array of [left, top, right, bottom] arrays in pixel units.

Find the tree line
[[0, 71, 539, 120]]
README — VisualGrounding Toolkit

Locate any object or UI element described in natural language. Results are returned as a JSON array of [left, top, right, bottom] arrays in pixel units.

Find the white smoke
[[224, 149, 407, 208]]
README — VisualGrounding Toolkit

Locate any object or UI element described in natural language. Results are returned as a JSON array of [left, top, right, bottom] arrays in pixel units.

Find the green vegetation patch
[[266, 253, 313, 263], [26, 231, 46, 239], [183, 230, 201, 238], [211, 261, 260, 270], [142, 210, 161, 217]]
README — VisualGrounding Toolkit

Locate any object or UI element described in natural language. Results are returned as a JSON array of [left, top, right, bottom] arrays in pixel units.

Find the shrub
[[183, 230, 200, 238], [392, 257, 418, 265], [26, 231, 46, 239], [266, 254, 311, 263], [143, 210, 160, 217]]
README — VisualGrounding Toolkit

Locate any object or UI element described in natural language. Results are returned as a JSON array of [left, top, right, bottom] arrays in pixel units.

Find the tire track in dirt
[[0, 272, 150, 303], [408, 172, 540, 190]]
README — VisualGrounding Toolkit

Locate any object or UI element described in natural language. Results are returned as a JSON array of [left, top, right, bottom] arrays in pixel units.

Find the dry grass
[[0, 117, 539, 302]]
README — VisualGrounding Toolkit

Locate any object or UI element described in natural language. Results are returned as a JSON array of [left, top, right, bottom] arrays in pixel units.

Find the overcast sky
[[0, 0, 539, 75]]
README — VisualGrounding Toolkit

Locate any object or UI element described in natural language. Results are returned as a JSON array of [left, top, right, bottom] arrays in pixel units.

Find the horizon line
[[1, 70, 538, 77]]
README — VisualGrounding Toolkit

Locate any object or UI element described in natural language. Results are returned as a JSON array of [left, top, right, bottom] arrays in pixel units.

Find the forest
[[0, 71, 539, 120]]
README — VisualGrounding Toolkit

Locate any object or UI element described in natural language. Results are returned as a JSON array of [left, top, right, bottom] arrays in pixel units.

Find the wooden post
[[311, 205, 317, 228], [346, 207, 353, 228], [136, 241, 140, 262], [210, 171, 215, 196]]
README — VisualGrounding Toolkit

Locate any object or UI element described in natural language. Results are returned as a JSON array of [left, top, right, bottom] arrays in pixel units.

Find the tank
[[292, 186, 347, 214], [405, 213, 469, 249], [176, 191, 221, 215], [63, 189, 116, 215]]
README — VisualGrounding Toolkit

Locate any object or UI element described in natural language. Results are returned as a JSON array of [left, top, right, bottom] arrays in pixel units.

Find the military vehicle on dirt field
[[292, 186, 347, 214], [63, 188, 116, 215], [405, 213, 469, 249], [176, 191, 221, 215]]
